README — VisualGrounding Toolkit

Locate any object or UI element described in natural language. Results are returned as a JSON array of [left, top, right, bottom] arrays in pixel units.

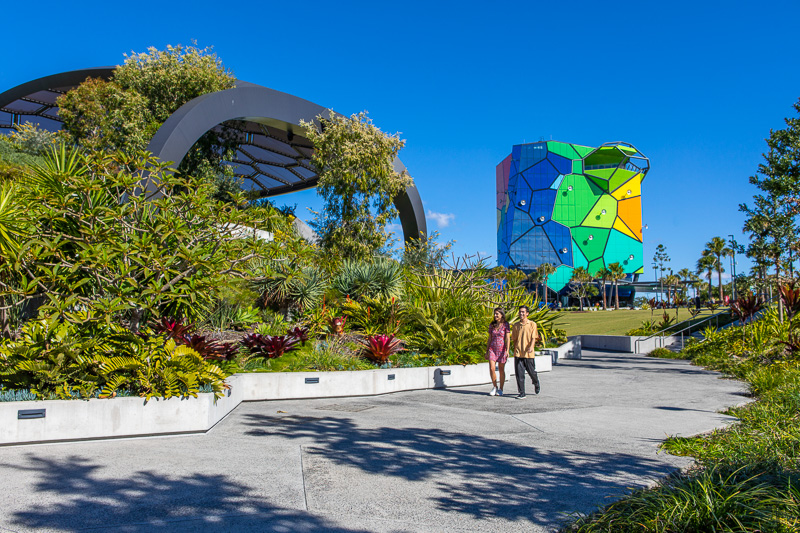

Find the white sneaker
[[489, 386, 497, 396], [497, 389, 503, 396]]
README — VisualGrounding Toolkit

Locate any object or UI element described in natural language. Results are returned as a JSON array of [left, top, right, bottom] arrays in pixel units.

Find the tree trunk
[[602, 281, 607, 310], [614, 280, 620, 309], [717, 260, 724, 303]]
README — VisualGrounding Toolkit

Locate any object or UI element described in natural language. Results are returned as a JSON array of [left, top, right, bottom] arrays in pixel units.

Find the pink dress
[[487, 322, 510, 363]]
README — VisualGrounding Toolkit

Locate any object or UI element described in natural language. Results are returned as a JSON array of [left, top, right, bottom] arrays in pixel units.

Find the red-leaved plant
[[287, 326, 310, 345], [153, 317, 193, 342], [358, 334, 404, 364], [241, 333, 300, 359]]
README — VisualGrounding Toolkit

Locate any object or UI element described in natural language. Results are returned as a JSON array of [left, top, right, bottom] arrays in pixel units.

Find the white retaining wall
[[0, 358, 552, 446]]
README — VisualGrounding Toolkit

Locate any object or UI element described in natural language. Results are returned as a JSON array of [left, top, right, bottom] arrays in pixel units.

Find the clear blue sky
[[3, 0, 799, 281]]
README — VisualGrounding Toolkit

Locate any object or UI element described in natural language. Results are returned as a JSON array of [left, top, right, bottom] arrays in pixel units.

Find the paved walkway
[[0, 351, 747, 532]]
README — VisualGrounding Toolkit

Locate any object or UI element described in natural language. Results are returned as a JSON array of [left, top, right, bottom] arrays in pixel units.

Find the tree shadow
[[242, 412, 680, 529], [1, 454, 368, 533]]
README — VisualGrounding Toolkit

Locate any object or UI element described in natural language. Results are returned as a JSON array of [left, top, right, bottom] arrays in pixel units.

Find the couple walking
[[485, 306, 540, 399]]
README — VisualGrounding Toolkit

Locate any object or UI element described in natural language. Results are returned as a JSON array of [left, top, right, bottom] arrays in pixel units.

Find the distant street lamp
[[729, 234, 738, 302]]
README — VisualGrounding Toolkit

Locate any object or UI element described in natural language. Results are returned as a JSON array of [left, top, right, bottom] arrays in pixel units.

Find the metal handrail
[[633, 307, 732, 353], [633, 295, 778, 353]]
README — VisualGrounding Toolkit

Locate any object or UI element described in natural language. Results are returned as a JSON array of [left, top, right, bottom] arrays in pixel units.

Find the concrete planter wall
[[0, 360, 553, 446], [578, 334, 680, 354]]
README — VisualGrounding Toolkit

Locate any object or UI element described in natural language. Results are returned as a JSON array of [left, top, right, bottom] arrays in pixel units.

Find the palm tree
[[697, 254, 717, 302], [608, 262, 626, 310], [535, 262, 556, 306], [677, 268, 692, 300], [595, 267, 612, 310], [705, 237, 732, 303]]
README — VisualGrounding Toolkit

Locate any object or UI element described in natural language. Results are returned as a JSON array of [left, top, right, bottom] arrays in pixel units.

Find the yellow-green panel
[[581, 194, 617, 228], [608, 168, 638, 193], [547, 141, 579, 160], [634, 267, 644, 274]]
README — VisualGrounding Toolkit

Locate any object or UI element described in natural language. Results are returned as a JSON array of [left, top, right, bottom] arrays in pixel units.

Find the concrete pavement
[[0, 350, 748, 532]]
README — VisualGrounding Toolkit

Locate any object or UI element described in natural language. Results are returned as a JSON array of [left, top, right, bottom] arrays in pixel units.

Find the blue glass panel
[[511, 208, 533, 241], [512, 145, 522, 160], [543, 220, 573, 266], [523, 159, 560, 189], [551, 174, 565, 190], [509, 226, 558, 270], [531, 189, 557, 224], [547, 153, 573, 175]]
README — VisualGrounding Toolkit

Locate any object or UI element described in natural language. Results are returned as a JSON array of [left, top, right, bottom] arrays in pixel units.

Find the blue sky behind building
[[3, 0, 799, 282]]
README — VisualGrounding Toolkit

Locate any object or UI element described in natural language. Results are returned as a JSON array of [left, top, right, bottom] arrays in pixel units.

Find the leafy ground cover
[[563, 305, 800, 532]]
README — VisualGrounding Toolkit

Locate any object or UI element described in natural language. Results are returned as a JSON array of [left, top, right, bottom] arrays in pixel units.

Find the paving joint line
[[299, 444, 309, 511]]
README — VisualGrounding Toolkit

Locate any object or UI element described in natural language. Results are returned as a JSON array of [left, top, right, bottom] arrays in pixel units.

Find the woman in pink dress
[[485, 308, 511, 396]]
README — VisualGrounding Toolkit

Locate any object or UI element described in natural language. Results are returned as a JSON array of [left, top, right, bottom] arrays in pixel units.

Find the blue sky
[[3, 0, 799, 281]]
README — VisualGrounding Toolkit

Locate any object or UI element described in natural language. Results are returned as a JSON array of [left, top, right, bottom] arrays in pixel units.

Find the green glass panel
[[572, 144, 594, 157], [587, 257, 605, 274], [551, 174, 603, 227], [585, 168, 616, 180], [584, 146, 626, 167], [572, 160, 582, 174], [572, 227, 610, 261], [608, 168, 637, 193], [572, 240, 588, 269], [581, 194, 617, 228], [604, 229, 643, 273], [547, 141, 578, 160], [586, 175, 609, 192]]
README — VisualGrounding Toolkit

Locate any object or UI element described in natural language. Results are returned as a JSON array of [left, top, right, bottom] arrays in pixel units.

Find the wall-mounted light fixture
[[538, 216, 545, 222], [567, 185, 573, 191], [520, 200, 526, 206], [588, 235, 594, 240], [601, 209, 607, 215], [561, 248, 568, 253]]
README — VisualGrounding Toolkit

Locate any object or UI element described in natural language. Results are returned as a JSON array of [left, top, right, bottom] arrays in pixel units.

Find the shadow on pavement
[[1, 454, 367, 533], [243, 413, 675, 528]]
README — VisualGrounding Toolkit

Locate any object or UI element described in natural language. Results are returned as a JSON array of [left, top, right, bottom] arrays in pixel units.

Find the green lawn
[[556, 308, 724, 336]]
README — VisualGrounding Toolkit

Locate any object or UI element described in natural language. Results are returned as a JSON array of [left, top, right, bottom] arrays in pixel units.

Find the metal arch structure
[[0, 69, 427, 243]]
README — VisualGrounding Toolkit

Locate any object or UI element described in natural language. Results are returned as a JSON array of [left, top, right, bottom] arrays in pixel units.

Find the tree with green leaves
[[653, 244, 670, 303], [301, 111, 412, 262], [530, 263, 556, 305], [740, 97, 800, 317], [595, 267, 611, 310], [58, 44, 236, 181], [696, 253, 717, 301], [704, 237, 732, 303], [0, 146, 276, 336], [677, 268, 693, 300], [608, 262, 627, 310], [569, 266, 597, 311]]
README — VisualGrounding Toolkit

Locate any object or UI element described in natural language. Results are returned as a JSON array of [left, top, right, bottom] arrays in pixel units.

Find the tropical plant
[[697, 253, 718, 302], [358, 334, 404, 364], [331, 258, 403, 301], [705, 237, 732, 302], [569, 266, 596, 311], [287, 326, 310, 346], [778, 280, 800, 320], [253, 260, 329, 313], [530, 263, 556, 305], [341, 296, 405, 336], [241, 333, 300, 360]]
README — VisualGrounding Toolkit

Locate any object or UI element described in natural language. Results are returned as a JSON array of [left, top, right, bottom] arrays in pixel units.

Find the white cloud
[[385, 223, 403, 234], [428, 211, 455, 228]]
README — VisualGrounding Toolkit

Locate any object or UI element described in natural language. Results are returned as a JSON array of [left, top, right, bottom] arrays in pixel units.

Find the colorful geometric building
[[496, 141, 649, 295]]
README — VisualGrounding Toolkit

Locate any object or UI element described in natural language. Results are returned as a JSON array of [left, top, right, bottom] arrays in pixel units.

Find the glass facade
[[496, 141, 649, 294]]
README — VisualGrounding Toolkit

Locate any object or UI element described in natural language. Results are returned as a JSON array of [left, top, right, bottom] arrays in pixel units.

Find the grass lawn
[[556, 308, 724, 336]]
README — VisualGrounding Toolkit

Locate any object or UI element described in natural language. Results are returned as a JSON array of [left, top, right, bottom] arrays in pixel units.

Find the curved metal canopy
[[0, 68, 427, 242]]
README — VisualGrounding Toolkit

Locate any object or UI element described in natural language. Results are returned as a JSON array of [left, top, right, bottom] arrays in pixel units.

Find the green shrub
[[331, 258, 403, 301], [0, 316, 228, 400], [648, 347, 680, 358]]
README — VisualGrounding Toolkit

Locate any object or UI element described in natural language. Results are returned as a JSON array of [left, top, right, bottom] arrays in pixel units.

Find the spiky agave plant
[[358, 334, 404, 364]]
